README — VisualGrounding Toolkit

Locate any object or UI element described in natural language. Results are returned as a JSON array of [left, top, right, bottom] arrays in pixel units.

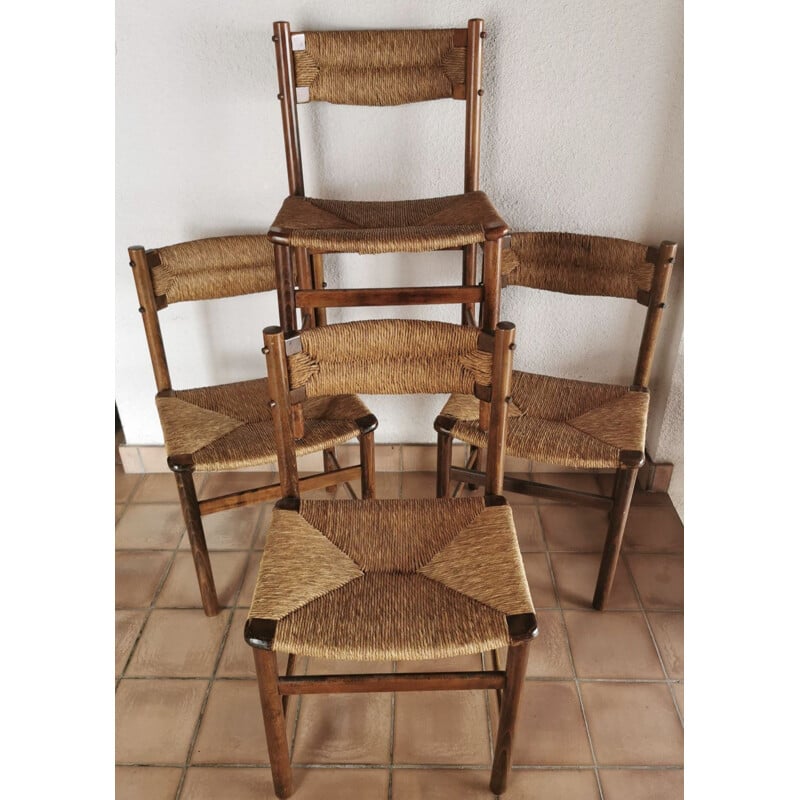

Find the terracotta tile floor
[[116, 456, 683, 799]]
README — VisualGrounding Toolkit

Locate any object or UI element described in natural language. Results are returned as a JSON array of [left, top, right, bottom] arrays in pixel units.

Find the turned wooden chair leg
[[322, 448, 338, 494], [467, 445, 483, 491], [436, 431, 453, 498], [253, 649, 293, 799], [171, 465, 219, 616], [593, 465, 639, 610], [359, 429, 376, 499], [490, 640, 530, 794]]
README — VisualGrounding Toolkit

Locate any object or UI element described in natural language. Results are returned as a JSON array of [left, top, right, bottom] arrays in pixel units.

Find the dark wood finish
[[172, 466, 219, 617], [359, 430, 376, 499], [293, 246, 315, 329], [274, 244, 297, 334], [310, 253, 328, 326], [464, 18, 484, 192], [436, 430, 453, 498], [593, 466, 639, 610], [485, 322, 515, 495], [273, 21, 304, 197], [490, 640, 530, 794], [253, 648, 293, 799], [263, 327, 300, 497], [481, 237, 502, 332], [294, 285, 484, 309], [278, 671, 506, 695], [322, 448, 338, 495]]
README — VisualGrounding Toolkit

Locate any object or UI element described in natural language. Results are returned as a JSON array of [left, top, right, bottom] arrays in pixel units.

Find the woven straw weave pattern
[[152, 235, 276, 304], [294, 29, 466, 105], [441, 371, 649, 469], [287, 320, 492, 398], [502, 232, 653, 299], [156, 381, 370, 471], [248, 499, 534, 660]]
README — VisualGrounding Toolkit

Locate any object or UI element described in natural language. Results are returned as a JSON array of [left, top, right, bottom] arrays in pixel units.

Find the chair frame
[[245, 319, 536, 797], [128, 240, 377, 617], [436, 237, 677, 610], [269, 18, 506, 335]]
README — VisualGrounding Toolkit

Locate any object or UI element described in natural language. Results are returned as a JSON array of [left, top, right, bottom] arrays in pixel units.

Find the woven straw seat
[[269, 191, 506, 255], [439, 371, 649, 470], [437, 231, 678, 612], [157, 382, 371, 472], [248, 497, 534, 661]]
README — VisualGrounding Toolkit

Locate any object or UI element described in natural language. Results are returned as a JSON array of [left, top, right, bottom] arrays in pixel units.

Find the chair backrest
[[263, 319, 516, 497], [500, 232, 677, 387], [128, 235, 277, 393], [272, 19, 486, 197]]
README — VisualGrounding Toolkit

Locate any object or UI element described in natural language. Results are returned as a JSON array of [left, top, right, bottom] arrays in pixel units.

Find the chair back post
[[485, 322, 516, 495], [633, 241, 677, 387], [464, 17, 484, 192], [273, 20, 305, 197], [128, 245, 172, 392], [263, 326, 300, 497], [274, 244, 299, 334]]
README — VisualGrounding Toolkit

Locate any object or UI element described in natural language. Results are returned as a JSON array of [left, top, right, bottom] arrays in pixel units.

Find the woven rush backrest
[[150, 235, 277, 305], [287, 319, 493, 398], [502, 232, 656, 300], [292, 29, 468, 106]]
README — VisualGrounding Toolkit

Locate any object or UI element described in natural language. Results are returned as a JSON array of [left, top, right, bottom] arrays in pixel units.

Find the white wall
[[116, 0, 684, 504]]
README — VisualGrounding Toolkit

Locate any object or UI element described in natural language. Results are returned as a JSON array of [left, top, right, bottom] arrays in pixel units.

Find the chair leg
[[436, 431, 453, 498], [467, 445, 482, 491], [359, 429, 376, 499], [592, 466, 639, 611], [322, 448, 338, 494], [490, 640, 530, 794], [172, 466, 219, 616], [253, 648, 293, 798]]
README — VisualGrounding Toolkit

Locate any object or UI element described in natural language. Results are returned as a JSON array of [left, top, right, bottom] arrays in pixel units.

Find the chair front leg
[[253, 648, 293, 798], [436, 430, 453, 498]]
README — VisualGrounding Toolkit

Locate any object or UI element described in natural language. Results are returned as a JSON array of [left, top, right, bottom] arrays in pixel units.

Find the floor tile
[[512, 681, 593, 765], [503, 769, 601, 799], [623, 504, 684, 552], [116, 503, 126, 523], [523, 553, 557, 607], [392, 768, 494, 799], [530, 470, 603, 499], [116, 679, 207, 764], [116, 465, 141, 504], [115, 766, 182, 800], [550, 553, 639, 610], [674, 684, 684, 717], [157, 551, 248, 609], [504, 472, 538, 504], [116, 503, 185, 549], [292, 692, 392, 764], [237, 553, 262, 606], [539, 505, 609, 551], [600, 768, 683, 799], [200, 471, 276, 499], [116, 610, 147, 676], [191, 680, 270, 765], [497, 610, 573, 679], [564, 611, 663, 679], [626, 555, 684, 610], [647, 613, 683, 679], [372, 471, 402, 499], [306, 657, 394, 675], [178, 506, 262, 551], [400, 471, 437, 498], [130, 473, 183, 504], [126, 609, 229, 678], [513, 506, 547, 552], [394, 690, 491, 765], [116, 551, 172, 608], [581, 683, 684, 765]]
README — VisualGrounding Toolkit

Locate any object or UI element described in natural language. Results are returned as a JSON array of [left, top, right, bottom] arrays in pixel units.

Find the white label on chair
[[295, 86, 310, 104], [291, 33, 306, 51]]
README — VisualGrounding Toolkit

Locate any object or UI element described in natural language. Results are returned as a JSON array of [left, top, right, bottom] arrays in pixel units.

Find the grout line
[[116, 761, 682, 771]]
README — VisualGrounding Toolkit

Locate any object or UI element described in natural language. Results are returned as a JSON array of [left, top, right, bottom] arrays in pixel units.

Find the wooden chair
[[268, 18, 506, 335], [245, 318, 537, 797], [435, 232, 677, 610], [128, 235, 377, 616]]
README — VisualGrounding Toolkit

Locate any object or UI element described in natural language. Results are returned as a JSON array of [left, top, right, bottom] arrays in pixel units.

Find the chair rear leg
[[322, 448, 338, 494], [172, 466, 219, 616], [467, 445, 483, 491], [593, 466, 639, 610], [359, 430, 376, 499], [490, 640, 530, 794], [253, 648, 293, 798], [436, 431, 453, 498]]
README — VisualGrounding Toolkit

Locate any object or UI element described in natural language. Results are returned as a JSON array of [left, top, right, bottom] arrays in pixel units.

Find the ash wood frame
[[128, 242, 377, 617], [436, 239, 678, 611], [269, 18, 506, 336], [246, 320, 537, 797]]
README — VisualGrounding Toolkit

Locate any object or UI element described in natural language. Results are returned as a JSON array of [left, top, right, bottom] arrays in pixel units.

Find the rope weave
[[293, 29, 466, 105], [151, 235, 276, 304], [288, 320, 492, 397], [502, 232, 654, 299]]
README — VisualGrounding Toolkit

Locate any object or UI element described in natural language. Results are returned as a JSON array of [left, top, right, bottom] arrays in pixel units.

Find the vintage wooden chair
[[435, 232, 677, 610], [268, 18, 506, 335], [245, 318, 537, 797], [128, 235, 377, 616]]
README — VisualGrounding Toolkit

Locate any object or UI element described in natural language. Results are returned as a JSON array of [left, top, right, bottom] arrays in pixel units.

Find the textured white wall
[[116, 0, 683, 500]]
